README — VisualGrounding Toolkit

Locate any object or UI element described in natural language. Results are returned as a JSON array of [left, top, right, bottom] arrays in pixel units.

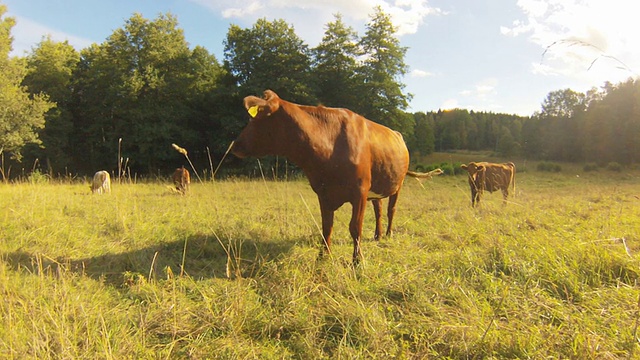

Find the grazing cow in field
[[172, 166, 190, 194], [91, 170, 111, 194], [461, 162, 515, 207], [231, 89, 442, 265]]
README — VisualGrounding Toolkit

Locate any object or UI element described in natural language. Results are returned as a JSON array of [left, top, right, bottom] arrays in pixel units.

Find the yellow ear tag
[[248, 106, 259, 118]]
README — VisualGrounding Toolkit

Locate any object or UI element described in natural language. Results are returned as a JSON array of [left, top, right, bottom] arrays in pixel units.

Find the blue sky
[[4, 0, 639, 116]]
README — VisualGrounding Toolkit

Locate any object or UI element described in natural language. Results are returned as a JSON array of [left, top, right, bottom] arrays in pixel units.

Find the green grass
[[1, 171, 639, 358]]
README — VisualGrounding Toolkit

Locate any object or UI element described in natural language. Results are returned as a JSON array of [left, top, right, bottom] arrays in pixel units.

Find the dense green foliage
[[313, 14, 361, 111], [0, 5, 53, 166], [67, 13, 226, 174], [225, 19, 314, 104], [22, 37, 79, 171], [1, 3, 640, 178], [1, 168, 639, 358]]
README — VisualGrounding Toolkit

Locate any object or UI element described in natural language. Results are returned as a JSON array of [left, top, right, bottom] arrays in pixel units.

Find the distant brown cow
[[172, 166, 190, 194], [461, 162, 515, 207], [231, 89, 442, 265], [91, 170, 111, 194]]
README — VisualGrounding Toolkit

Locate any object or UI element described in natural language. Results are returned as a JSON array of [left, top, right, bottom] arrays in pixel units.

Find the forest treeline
[[1, 4, 639, 179]]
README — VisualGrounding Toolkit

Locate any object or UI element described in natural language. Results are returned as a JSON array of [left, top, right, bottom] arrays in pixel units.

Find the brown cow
[[231, 90, 442, 265], [461, 162, 515, 207], [172, 166, 190, 194]]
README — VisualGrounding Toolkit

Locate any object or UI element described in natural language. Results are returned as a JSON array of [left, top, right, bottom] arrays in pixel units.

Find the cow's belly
[[369, 172, 404, 199], [485, 183, 502, 192], [367, 190, 387, 200]]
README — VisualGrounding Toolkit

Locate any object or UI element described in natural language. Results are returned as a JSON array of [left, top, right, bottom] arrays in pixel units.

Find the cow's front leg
[[473, 191, 480, 207], [350, 196, 367, 266]]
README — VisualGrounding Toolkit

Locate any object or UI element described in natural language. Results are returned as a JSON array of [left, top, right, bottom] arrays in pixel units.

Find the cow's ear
[[244, 96, 269, 119], [243, 90, 281, 118], [461, 164, 468, 170], [263, 90, 278, 101], [262, 89, 281, 116], [477, 165, 485, 171]]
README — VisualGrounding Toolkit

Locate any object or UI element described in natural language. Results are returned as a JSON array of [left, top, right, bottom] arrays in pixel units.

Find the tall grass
[[0, 172, 639, 358]]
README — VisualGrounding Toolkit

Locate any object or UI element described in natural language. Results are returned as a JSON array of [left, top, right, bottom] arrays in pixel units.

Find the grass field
[[1, 165, 639, 358]]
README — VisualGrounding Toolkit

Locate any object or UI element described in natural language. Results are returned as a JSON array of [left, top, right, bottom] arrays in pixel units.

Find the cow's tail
[[406, 168, 444, 179], [508, 162, 516, 198]]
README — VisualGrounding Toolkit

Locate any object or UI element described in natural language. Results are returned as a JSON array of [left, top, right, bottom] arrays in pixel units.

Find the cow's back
[[483, 162, 514, 192], [173, 167, 190, 193], [91, 171, 111, 194], [304, 109, 409, 200]]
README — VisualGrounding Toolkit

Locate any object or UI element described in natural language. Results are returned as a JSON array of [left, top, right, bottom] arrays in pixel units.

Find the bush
[[414, 162, 463, 176], [440, 163, 455, 176], [536, 162, 562, 172], [28, 170, 50, 184], [606, 162, 622, 172], [451, 162, 465, 175], [583, 163, 599, 172]]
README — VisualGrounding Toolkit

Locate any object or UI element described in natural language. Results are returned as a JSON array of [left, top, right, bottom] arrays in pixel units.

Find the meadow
[[1, 165, 639, 359]]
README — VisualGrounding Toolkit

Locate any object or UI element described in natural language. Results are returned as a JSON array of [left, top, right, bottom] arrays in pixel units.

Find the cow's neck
[[277, 106, 338, 176]]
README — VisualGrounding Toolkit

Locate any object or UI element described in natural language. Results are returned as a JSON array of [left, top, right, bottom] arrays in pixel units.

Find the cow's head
[[231, 90, 284, 158], [461, 162, 485, 182]]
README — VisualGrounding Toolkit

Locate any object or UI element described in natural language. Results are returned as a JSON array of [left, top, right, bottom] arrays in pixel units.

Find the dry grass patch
[[0, 172, 639, 358]]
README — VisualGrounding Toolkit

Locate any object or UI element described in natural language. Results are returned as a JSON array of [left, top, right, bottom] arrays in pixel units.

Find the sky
[[4, 0, 640, 116]]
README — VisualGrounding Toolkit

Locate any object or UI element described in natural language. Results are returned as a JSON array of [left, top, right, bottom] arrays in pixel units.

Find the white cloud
[[377, 0, 445, 36], [440, 98, 459, 110], [504, 0, 640, 84], [410, 69, 433, 78], [517, 0, 548, 18], [460, 79, 497, 99], [10, 15, 94, 56], [221, 1, 265, 18], [192, 0, 444, 38]]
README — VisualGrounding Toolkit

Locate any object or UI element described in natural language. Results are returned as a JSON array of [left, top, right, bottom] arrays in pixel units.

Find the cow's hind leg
[[372, 199, 383, 240], [386, 192, 400, 237], [501, 188, 509, 205]]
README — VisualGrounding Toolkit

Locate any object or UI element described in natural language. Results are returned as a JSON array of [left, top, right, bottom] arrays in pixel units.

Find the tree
[[223, 18, 317, 174], [357, 6, 412, 136], [186, 46, 241, 163], [537, 89, 586, 161], [540, 88, 586, 118], [312, 14, 362, 110], [71, 13, 203, 173], [22, 37, 79, 173], [496, 125, 518, 157], [521, 116, 542, 159], [583, 79, 640, 164], [224, 19, 314, 104], [436, 109, 472, 150], [0, 5, 53, 163], [412, 112, 435, 155]]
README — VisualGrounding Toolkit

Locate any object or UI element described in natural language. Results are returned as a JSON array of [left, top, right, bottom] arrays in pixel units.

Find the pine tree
[[357, 7, 413, 136], [312, 14, 361, 110]]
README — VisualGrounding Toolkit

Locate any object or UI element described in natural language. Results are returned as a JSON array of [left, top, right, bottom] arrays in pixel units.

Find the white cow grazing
[[91, 171, 111, 194]]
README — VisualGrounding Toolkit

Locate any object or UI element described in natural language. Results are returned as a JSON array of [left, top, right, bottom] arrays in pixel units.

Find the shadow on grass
[[1, 233, 300, 286]]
